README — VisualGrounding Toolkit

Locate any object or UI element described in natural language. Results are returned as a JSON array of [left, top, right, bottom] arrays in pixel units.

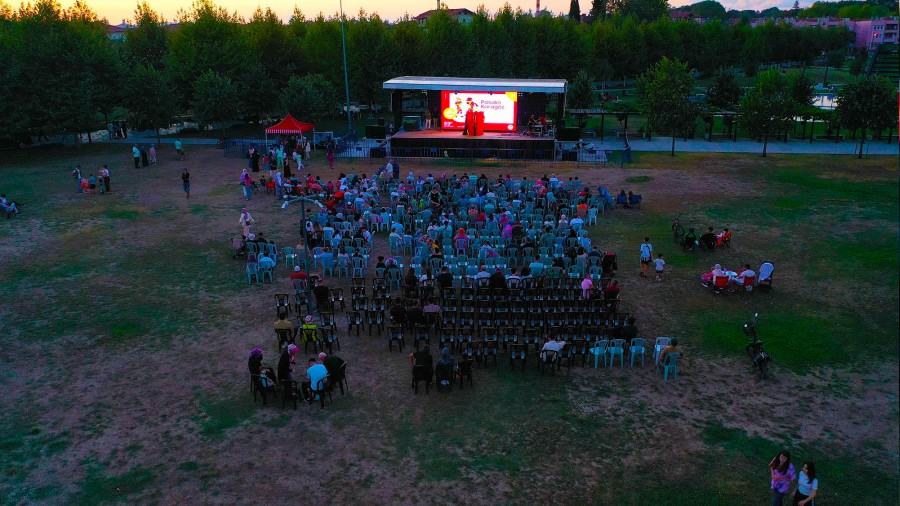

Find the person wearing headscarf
[[239, 208, 254, 237], [240, 169, 253, 200]]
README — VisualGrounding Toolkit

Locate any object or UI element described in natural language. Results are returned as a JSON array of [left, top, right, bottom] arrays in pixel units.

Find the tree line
[[632, 58, 896, 158], [0, 0, 866, 141]]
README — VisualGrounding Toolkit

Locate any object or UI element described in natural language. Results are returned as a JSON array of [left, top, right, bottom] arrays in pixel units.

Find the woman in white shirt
[[791, 461, 818, 506]]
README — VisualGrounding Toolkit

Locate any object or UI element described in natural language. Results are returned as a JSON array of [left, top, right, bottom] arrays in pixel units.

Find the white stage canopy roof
[[384, 76, 567, 93]]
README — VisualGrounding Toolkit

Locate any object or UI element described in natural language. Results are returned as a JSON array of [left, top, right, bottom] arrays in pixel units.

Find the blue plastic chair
[[246, 262, 260, 284], [657, 352, 680, 382], [608, 339, 625, 366], [630, 338, 646, 367], [320, 254, 335, 277], [590, 340, 609, 368]]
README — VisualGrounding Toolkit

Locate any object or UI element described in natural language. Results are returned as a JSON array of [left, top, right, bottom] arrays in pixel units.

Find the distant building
[[413, 8, 476, 26], [670, 11, 706, 24], [105, 24, 127, 41], [853, 17, 899, 50]]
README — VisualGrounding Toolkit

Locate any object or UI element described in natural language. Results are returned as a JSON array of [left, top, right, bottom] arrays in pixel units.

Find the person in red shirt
[[603, 279, 621, 299], [290, 266, 308, 281]]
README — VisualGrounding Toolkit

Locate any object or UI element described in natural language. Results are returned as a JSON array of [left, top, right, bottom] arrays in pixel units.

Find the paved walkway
[[604, 137, 898, 156]]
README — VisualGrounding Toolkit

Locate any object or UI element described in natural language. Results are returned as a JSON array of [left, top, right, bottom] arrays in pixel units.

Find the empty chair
[[607, 339, 625, 366], [590, 339, 609, 368], [388, 325, 405, 352], [630, 338, 646, 367]]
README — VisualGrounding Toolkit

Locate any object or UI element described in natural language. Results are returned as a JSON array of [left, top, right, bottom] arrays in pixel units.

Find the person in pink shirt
[[580, 273, 594, 299], [769, 450, 796, 506]]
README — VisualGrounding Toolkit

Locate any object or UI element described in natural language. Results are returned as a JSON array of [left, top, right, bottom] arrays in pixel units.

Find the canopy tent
[[265, 114, 314, 145]]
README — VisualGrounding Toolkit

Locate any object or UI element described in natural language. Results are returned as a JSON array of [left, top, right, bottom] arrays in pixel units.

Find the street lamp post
[[339, 0, 352, 136], [282, 196, 324, 315]]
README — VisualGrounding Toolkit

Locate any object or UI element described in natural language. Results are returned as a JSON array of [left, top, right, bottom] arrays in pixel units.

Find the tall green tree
[[822, 49, 845, 86], [191, 70, 238, 138], [280, 74, 337, 122], [707, 67, 742, 109], [168, 0, 249, 108], [569, 0, 581, 22], [848, 48, 867, 76], [588, 0, 607, 21], [836, 76, 897, 159], [124, 2, 169, 70], [637, 57, 697, 155], [568, 69, 594, 110], [122, 63, 177, 143], [739, 70, 793, 157]]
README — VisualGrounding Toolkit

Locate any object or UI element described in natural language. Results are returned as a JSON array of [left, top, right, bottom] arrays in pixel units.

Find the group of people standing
[[71, 164, 111, 195], [770, 451, 818, 506]]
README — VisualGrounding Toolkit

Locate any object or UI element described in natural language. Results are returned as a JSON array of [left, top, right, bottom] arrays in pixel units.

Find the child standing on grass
[[654, 253, 665, 281], [639, 237, 653, 278]]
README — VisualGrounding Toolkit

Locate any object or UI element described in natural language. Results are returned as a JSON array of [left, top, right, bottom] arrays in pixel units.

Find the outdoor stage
[[388, 129, 556, 159]]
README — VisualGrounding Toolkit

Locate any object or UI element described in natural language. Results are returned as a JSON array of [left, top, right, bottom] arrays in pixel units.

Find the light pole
[[339, 0, 352, 136], [282, 195, 324, 315]]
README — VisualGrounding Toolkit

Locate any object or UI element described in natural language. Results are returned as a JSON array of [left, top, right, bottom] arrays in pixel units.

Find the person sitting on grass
[[0, 194, 20, 218]]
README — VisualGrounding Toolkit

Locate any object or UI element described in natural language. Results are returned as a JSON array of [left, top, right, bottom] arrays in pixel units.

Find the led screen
[[440, 91, 518, 132]]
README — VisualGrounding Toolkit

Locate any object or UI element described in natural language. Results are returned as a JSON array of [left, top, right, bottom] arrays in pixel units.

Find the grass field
[[0, 145, 896, 504]]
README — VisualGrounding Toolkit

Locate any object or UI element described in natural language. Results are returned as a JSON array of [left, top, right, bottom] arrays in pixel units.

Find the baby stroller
[[231, 236, 248, 259]]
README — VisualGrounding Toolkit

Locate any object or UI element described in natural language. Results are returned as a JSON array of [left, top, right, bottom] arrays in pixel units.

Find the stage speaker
[[557, 127, 581, 141], [378, 118, 385, 126], [366, 125, 386, 139]]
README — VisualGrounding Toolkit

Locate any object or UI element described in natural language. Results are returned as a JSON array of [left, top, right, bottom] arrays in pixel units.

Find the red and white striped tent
[[265, 114, 314, 144]]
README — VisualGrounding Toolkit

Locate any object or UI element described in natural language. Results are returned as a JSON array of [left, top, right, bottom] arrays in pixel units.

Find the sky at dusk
[[66, 0, 797, 25]]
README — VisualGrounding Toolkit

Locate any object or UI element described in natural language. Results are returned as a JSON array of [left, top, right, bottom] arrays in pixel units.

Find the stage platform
[[388, 129, 556, 160]]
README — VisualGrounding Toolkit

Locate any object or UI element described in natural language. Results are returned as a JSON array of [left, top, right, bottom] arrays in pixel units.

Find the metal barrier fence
[[335, 141, 616, 165], [223, 136, 625, 166], [223, 138, 267, 158]]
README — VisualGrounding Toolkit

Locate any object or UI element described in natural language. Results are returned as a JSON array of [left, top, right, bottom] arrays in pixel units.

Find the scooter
[[744, 312, 771, 379]]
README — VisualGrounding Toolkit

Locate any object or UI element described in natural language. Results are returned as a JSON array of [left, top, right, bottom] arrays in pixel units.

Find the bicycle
[[671, 215, 685, 243], [743, 312, 771, 380]]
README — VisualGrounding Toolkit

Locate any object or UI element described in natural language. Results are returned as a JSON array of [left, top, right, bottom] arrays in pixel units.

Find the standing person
[[769, 451, 797, 506], [175, 138, 186, 160], [326, 138, 335, 169], [240, 169, 253, 201], [250, 147, 260, 172], [140, 145, 149, 167], [181, 168, 191, 198], [654, 253, 665, 282], [148, 144, 157, 165], [425, 109, 433, 129], [791, 461, 817, 506], [100, 165, 111, 194], [239, 208, 254, 237], [639, 237, 653, 278], [131, 145, 141, 168], [72, 165, 83, 193], [304, 138, 311, 162]]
